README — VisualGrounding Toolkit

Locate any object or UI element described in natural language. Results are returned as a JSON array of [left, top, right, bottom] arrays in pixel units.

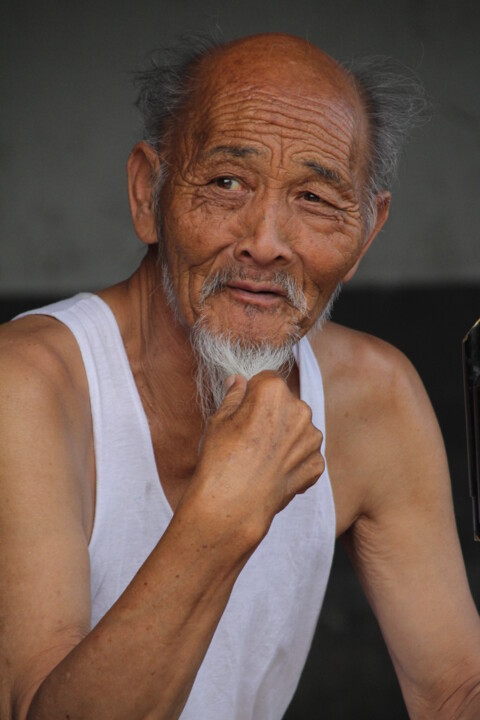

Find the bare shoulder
[[309, 319, 422, 398], [0, 313, 94, 532], [308, 321, 448, 535], [0, 312, 83, 380]]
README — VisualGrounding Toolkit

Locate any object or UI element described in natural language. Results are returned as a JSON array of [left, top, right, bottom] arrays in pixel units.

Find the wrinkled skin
[[144, 35, 385, 345]]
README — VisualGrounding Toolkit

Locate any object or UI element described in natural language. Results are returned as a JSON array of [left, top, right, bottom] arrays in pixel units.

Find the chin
[[201, 310, 303, 348]]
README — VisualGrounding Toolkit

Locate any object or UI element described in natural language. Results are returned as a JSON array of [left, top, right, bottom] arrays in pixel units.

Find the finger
[[246, 370, 286, 391], [216, 374, 248, 418], [282, 451, 325, 508]]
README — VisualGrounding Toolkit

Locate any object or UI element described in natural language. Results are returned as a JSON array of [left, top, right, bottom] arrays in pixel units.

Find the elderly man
[[1, 32, 479, 720]]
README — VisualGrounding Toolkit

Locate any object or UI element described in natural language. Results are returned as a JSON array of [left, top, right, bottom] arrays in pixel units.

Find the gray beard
[[191, 322, 299, 419], [159, 257, 342, 418], [190, 285, 342, 419]]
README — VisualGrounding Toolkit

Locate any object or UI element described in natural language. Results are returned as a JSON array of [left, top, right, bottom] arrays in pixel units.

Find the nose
[[233, 198, 294, 268]]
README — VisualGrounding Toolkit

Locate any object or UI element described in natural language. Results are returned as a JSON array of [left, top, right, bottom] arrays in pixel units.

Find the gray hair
[[134, 32, 223, 156], [134, 34, 429, 232], [346, 56, 429, 230]]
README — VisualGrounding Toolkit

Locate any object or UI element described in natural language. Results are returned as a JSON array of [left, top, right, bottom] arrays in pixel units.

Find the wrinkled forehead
[[174, 36, 368, 175]]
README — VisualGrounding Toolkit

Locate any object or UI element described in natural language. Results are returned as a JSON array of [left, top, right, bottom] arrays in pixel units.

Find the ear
[[342, 191, 391, 283], [127, 142, 162, 246]]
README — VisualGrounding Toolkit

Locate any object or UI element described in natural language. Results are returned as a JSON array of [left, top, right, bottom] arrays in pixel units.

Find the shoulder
[[307, 321, 447, 534], [308, 320, 429, 442], [309, 320, 419, 397], [0, 314, 94, 533], [0, 313, 89, 408]]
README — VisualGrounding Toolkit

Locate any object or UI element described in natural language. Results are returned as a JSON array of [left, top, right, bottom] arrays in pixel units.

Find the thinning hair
[[346, 55, 429, 230], [134, 32, 223, 156], [134, 32, 429, 232]]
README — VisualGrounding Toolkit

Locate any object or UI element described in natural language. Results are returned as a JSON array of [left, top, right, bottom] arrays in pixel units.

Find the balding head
[[186, 35, 364, 153], [191, 33, 354, 97], [136, 34, 363, 151]]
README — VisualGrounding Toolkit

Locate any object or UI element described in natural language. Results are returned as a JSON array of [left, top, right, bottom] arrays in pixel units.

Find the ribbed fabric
[[21, 293, 336, 720]]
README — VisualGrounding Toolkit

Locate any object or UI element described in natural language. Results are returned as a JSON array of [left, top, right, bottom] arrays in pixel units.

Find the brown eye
[[301, 192, 338, 212], [303, 191, 322, 203], [211, 177, 241, 191]]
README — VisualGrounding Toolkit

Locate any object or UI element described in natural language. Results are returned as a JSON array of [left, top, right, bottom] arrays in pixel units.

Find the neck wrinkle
[[112, 253, 204, 436]]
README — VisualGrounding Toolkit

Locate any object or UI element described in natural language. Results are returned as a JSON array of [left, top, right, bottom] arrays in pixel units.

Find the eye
[[210, 176, 242, 191], [300, 191, 338, 212], [302, 191, 322, 203]]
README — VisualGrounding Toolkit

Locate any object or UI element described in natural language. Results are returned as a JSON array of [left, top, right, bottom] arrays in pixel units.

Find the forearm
[[26, 503, 253, 720]]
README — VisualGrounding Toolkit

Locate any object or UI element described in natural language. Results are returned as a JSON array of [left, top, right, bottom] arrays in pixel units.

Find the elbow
[[435, 674, 480, 720], [449, 680, 480, 720]]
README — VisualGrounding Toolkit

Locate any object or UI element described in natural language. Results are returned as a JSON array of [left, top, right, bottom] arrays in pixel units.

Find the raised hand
[[190, 371, 325, 547]]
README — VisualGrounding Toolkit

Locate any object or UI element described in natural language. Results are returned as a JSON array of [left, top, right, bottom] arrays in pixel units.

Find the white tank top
[[22, 292, 336, 719]]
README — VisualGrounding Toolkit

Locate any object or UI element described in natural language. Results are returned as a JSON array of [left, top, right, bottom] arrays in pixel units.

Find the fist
[[193, 371, 325, 544]]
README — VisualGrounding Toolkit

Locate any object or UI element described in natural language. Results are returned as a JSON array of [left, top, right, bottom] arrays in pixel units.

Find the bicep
[[345, 356, 480, 713], [0, 351, 92, 717]]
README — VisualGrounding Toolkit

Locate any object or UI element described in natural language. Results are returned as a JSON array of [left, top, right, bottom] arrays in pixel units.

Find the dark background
[[1, 0, 480, 717]]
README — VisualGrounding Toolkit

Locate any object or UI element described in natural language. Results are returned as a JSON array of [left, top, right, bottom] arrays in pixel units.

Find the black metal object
[[463, 318, 480, 541]]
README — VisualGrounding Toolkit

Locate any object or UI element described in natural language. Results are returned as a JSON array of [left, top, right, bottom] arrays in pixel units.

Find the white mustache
[[199, 267, 308, 315]]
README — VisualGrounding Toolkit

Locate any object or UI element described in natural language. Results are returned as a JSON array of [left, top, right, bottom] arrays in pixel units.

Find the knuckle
[[297, 400, 313, 423], [250, 372, 285, 396], [307, 451, 325, 477], [316, 452, 326, 474]]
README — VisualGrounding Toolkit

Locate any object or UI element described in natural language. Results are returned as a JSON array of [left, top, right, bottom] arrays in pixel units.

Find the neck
[[98, 251, 204, 435]]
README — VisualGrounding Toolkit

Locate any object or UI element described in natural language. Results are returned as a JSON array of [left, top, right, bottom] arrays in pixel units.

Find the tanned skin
[[1, 34, 480, 720]]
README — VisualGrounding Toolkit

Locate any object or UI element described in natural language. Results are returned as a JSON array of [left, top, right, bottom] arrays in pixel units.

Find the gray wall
[[1, 0, 479, 294]]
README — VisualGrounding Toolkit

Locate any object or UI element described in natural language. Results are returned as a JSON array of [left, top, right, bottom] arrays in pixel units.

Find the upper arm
[[0, 321, 93, 719], [340, 340, 480, 715]]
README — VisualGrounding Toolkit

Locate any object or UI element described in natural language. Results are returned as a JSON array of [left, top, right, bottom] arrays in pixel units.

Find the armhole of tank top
[[299, 335, 337, 539]]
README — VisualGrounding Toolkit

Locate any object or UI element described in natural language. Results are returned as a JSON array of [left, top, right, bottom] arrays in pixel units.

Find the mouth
[[225, 280, 288, 308]]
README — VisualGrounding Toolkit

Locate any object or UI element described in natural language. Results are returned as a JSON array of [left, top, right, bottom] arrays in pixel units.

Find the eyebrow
[[204, 147, 348, 190], [302, 160, 345, 188], [205, 145, 261, 159]]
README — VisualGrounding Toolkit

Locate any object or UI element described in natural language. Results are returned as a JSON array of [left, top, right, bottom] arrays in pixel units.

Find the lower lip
[[226, 286, 286, 308]]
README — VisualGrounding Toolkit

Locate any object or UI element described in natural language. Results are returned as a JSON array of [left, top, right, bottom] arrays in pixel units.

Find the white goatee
[[191, 322, 299, 419], [160, 259, 342, 418]]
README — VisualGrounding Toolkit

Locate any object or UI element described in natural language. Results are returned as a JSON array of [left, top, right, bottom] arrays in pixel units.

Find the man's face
[[158, 38, 368, 346]]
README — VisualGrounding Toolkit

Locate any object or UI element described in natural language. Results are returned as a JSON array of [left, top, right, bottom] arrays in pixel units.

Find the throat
[[149, 412, 205, 512], [133, 362, 205, 512]]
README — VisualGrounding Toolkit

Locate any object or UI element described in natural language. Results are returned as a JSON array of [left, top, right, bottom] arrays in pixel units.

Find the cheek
[[299, 228, 364, 306], [160, 195, 248, 324], [163, 193, 244, 271]]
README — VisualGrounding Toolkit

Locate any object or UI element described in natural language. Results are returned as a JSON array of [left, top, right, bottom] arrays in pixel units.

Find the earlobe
[[127, 142, 162, 246], [342, 191, 391, 283]]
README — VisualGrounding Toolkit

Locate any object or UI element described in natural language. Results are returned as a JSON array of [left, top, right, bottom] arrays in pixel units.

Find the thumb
[[218, 374, 248, 417]]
